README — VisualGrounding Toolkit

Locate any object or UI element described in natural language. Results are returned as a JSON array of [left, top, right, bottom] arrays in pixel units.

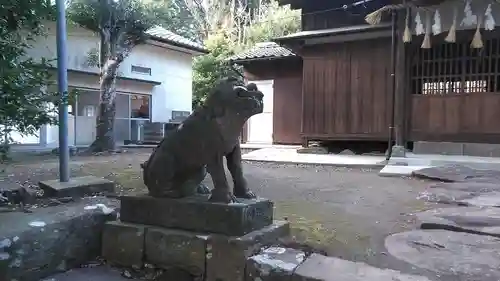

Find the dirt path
[[0, 150, 439, 278]]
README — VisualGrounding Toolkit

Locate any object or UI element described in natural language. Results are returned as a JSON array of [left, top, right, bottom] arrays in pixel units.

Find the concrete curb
[[0, 197, 119, 281], [241, 158, 387, 170]]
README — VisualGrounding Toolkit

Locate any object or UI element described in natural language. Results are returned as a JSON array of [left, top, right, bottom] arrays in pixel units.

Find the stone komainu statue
[[141, 77, 264, 203]]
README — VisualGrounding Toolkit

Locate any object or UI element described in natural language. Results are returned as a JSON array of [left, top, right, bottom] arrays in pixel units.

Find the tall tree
[[192, 32, 240, 108], [0, 0, 58, 160], [147, 0, 202, 42], [191, 0, 300, 107], [68, 0, 157, 152]]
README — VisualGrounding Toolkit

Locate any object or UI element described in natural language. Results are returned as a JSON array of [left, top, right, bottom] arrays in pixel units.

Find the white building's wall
[[15, 21, 198, 146]]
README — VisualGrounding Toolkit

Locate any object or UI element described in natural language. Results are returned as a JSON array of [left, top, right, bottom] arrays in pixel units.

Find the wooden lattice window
[[410, 37, 500, 95]]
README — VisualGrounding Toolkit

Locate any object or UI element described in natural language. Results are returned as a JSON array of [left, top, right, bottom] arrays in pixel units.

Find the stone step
[[0, 197, 118, 281], [247, 250, 433, 281]]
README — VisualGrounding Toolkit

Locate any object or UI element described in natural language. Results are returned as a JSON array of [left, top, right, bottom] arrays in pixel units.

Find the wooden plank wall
[[301, 38, 393, 141], [408, 33, 500, 143], [243, 59, 303, 144], [273, 74, 303, 144], [411, 94, 500, 142]]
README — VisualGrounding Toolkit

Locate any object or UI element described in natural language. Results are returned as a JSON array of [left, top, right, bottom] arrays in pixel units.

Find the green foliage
[[67, 0, 160, 80], [146, 0, 201, 42], [0, 0, 59, 160], [68, 0, 158, 50], [192, 0, 300, 108], [192, 32, 241, 108], [243, 1, 300, 47]]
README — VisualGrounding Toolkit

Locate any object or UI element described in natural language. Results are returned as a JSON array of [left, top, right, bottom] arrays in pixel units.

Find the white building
[[10, 21, 207, 148]]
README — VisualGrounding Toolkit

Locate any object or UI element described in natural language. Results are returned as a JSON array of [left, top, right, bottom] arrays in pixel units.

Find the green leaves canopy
[[0, 0, 58, 148], [67, 0, 159, 53]]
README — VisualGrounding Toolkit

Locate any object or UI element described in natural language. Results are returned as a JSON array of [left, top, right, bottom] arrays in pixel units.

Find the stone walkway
[[383, 164, 500, 281]]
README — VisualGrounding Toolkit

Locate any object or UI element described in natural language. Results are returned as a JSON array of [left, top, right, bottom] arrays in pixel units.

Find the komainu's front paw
[[234, 187, 256, 199], [209, 189, 238, 203]]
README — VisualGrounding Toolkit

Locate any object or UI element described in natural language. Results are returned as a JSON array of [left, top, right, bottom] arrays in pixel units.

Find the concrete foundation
[[38, 176, 115, 198], [413, 141, 500, 158]]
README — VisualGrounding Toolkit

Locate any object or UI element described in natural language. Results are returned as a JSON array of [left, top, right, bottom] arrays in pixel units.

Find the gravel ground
[[0, 149, 438, 278]]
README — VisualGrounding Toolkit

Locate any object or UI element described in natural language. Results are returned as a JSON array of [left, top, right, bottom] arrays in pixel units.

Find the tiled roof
[[229, 42, 296, 62], [146, 26, 208, 54]]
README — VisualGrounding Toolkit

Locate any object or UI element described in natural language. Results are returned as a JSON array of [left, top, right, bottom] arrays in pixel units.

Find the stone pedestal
[[390, 145, 406, 157], [102, 194, 289, 281], [120, 195, 273, 236]]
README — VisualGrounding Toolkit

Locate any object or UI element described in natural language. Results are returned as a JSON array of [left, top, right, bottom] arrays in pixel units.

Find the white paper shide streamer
[[415, 11, 424, 35], [461, 0, 477, 27], [484, 4, 495, 31], [432, 9, 442, 35]]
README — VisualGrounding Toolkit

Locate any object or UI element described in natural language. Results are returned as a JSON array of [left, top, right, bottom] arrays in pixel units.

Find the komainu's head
[[204, 77, 264, 118]]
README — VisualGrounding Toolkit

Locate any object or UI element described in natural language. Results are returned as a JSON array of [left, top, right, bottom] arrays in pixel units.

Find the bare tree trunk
[[91, 66, 119, 152], [89, 1, 120, 153]]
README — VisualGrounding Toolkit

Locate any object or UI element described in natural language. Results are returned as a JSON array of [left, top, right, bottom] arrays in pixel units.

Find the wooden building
[[229, 42, 303, 145], [233, 0, 500, 157]]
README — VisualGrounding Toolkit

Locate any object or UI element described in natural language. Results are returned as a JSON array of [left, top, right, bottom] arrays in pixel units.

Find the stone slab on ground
[[246, 247, 305, 281], [0, 196, 118, 281], [101, 221, 146, 268], [417, 182, 500, 206], [412, 164, 500, 183], [415, 206, 500, 237], [291, 253, 432, 281], [207, 220, 290, 281], [145, 227, 208, 277], [460, 192, 500, 207], [430, 182, 500, 193], [120, 194, 273, 236], [416, 187, 477, 205], [385, 230, 500, 281], [379, 165, 432, 177], [38, 176, 115, 198]]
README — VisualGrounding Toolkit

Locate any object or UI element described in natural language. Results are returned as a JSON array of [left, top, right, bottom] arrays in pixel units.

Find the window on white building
[[83, 105, 95, 117], [131, 65, 152, 75]]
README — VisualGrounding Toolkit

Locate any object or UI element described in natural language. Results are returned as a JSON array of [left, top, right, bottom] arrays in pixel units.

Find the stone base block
[[120, 194, 273, 236], [206, 220, 290, 281], [39, 176, 115, 198], [246, 247, 305, 281], [101, 221, 146, 268], [145, 227, 208, 277]]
